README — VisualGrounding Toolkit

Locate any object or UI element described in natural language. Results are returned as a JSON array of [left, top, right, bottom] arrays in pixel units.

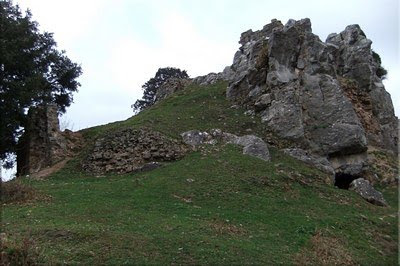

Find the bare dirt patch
[[30, 158, 71, 179]]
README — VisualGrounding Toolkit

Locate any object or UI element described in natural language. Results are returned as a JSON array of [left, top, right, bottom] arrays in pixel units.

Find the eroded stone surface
[[282, 148, 335, 175]]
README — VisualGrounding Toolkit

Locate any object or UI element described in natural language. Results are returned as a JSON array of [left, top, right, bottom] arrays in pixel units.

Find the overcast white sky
[[2, 0, 399, 180]]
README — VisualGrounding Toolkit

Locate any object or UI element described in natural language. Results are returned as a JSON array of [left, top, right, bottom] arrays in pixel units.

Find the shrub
[[372, 50, 387, 79], [131, 67, 189, 113], [1, 181, 37, 204], [0, 234, 38, 265]]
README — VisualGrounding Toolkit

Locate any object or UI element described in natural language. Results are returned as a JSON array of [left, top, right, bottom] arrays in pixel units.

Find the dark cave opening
[[334, 173, 358, 189]]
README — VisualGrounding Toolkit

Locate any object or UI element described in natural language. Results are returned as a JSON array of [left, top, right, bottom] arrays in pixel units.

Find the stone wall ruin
[[82, 128, 189, 174], [16, 104, 82, 176]]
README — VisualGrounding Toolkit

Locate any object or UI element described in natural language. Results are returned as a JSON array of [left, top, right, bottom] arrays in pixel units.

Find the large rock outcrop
[[16, 104, 82, 176], [225, 18, 398, 178]]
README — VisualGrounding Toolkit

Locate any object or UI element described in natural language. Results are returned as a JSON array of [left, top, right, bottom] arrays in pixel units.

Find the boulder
[[181, 130, 212, 146], [349, 178, 387, 206], [232, 135, 265, 147], [243, 142, 270, 161], [232, 134, 270, 161], [180, 129, 270, 161]]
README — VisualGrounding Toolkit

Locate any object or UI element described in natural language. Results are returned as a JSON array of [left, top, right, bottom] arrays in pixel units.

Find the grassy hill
[[2, 82, 398, 265]]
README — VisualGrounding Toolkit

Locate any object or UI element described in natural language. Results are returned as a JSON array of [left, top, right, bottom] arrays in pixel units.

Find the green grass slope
[[2, 82, 398, 265]]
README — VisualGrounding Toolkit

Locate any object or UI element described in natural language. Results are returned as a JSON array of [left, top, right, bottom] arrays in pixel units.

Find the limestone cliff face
[[225, 18, 398, 176], [17, 104, 82, 176]]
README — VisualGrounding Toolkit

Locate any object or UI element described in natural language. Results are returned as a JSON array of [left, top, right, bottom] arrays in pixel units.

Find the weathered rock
[[181, 130, 212, 146], [254, 93, 272, 112], [226, 18, 398, 177], [155, 78, 191, 103], [180, 129, 270, 161], [192, 72, 222, 86], [326, 26, 398, 154], [83, 128, 188, 174], [231, 135, 270, 161], [349, 178, 387, 206], [282, 148, 335, 175], [243, 142, 270, 161], [232, 135, 265, 147], [329, 153, 368, 176], [16, 104, 83, 176], [192, 67, 233, 86]]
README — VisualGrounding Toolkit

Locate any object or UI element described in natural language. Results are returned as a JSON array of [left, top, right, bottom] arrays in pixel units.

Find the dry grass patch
[[367, 149, 398, 185], [0, 233, 39, 266], [209, 220, 247, 236], [294, 231, 356, 265], [371, 231, 398, 256], [1, 181, 49, 205]]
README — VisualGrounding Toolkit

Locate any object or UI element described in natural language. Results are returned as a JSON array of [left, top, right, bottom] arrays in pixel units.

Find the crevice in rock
[[334, 173, 358, 189]]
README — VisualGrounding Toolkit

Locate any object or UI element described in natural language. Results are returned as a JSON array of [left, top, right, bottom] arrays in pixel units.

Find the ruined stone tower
[[16, 104, 78, 176]]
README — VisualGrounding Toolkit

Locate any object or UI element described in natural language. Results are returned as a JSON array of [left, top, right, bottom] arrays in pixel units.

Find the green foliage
[[132, 67, 188, 113], [372, 50, 382, 65], [0, 1, 82, 167], [376, 66, 387, 79], [372, 50, 387, 79]]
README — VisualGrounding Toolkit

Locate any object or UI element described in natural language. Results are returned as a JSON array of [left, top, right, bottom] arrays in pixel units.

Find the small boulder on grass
[[349, 178, 388, 206]]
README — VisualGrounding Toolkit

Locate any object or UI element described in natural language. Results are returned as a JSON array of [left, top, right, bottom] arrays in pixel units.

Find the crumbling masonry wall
[[17, 104, 82, 176]]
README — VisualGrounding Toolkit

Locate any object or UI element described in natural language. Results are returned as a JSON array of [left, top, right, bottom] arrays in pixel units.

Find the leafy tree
[[132, 67, 188, 113], [0, 1, 82, 168]]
